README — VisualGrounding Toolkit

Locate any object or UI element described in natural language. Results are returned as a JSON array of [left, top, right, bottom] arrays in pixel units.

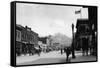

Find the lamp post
[[72, 23, 76, 58]]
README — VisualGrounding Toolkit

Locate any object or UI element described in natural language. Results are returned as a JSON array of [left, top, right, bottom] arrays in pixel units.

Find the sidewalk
[[70, 55, 97, 62]]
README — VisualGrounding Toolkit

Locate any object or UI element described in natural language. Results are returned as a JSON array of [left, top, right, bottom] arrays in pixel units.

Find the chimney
[[25, 26, 31, 31]]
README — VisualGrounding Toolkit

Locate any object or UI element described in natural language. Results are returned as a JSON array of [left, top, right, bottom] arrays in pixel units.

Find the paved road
[[17, 51, 97, 65], [18, 57, 67, 65], [18, 56, 96, 65]]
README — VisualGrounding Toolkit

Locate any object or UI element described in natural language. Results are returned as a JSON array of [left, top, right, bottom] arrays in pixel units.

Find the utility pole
[[72, 23, 76, 58]]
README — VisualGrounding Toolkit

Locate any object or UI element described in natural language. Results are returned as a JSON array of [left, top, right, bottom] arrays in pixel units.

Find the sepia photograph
[[11, 1, 97, 66]]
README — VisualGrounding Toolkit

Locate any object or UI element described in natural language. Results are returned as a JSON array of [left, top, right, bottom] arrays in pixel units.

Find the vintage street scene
[[16, 3, 97, 65]]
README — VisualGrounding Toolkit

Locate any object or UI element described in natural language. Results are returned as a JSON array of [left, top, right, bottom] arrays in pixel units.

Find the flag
[[75, 9, 81, 14]]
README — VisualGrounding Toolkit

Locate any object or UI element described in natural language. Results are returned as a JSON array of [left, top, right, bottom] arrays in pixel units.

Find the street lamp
[[71, 23, 76, 58]]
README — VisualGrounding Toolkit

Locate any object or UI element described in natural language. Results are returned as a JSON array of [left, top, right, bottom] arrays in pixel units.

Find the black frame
[[11, 1, 98, 67]]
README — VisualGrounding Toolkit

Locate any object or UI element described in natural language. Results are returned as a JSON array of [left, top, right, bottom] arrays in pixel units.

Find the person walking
[[64, 47, 71, 62], [82, 38, 89, 56], [61, 47, 63, 55]]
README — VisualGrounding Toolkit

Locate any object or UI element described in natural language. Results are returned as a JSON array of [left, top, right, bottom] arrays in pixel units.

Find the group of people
[[16, 43, 42, 56], [61, 42, 89, 62]]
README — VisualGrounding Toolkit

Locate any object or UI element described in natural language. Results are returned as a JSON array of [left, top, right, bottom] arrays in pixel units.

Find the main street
[[17, 51, 96, 65]]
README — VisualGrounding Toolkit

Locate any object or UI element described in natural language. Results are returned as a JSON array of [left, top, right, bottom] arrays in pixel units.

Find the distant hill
[[51, 33, 72, 47]]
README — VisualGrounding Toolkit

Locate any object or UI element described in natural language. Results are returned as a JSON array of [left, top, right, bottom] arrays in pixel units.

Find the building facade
[[75, 19, 92, 51], [75, 7, 97, 56], [16, 24, 38, 56]]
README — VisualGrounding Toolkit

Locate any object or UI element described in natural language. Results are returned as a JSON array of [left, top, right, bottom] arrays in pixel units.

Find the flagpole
[[71, 23, 76, 58]]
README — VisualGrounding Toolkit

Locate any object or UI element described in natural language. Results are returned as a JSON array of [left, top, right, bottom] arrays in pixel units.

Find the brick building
[[16, 24, 38, 56], [75, 7, 97, 56], [75, 19, 92, 50]]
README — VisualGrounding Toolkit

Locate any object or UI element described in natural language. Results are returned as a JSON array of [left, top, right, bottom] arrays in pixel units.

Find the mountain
[[51, 33, 72, 47]]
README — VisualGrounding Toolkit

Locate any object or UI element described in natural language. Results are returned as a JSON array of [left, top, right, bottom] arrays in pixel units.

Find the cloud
[[16, 3, 88, 38], [54, 19, 66, 27]]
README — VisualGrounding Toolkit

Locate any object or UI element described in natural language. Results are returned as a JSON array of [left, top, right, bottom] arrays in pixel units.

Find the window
[[16, 30, 21, 41]]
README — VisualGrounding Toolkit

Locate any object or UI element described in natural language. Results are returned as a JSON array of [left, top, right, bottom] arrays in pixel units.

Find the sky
[[16, 3, 88, 38]]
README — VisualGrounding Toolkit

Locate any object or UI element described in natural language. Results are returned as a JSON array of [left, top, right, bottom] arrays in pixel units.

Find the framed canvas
[[10, 1, 98, 67]]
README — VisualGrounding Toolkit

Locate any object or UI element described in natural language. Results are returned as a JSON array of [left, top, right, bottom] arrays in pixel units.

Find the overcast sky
[[16, 3, 88, 38]]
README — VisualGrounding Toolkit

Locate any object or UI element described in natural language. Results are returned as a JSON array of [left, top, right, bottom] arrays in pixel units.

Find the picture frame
[[11, 1, 98, 67]]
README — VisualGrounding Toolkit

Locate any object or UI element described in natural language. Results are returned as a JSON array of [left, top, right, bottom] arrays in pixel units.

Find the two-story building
[[16, 24, 38, 56], [75, 19, 92, 50]]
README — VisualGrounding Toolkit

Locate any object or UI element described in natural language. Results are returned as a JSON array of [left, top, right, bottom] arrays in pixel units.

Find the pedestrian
[[37, 46, 42, 56], [82, 38, 89, 56], [85, 39, 89, 56], [61, 48, 63, 55], [64, 47, 71, 62]]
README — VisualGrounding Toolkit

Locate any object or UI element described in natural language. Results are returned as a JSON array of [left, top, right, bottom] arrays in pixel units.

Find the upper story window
[[16, 30, 21, 42], [78, 24, 90, 34]]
